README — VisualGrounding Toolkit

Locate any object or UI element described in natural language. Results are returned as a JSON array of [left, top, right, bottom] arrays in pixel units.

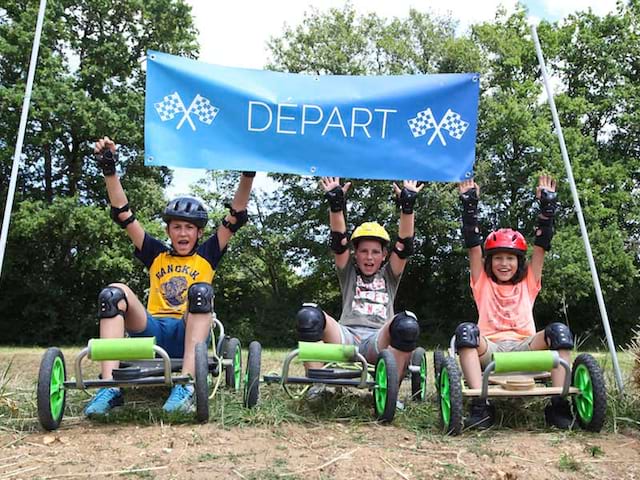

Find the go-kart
[[434, 339, 607, 435], [259, 342, 428, 423], [37, 314, 249, 430]]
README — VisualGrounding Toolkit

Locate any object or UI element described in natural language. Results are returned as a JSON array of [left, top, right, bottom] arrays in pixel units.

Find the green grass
[[0, 346, 638, 435]]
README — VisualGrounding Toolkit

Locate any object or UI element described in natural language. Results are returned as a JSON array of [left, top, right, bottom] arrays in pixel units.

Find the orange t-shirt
[[471, 267, 541, 341]]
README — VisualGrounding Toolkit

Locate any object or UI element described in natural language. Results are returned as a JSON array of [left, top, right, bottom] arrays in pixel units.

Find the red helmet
[[484, 228, 527, 255]]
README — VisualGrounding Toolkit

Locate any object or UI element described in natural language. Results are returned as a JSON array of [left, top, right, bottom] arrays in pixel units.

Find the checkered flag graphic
[[190, 94, 219, 125], [154, 92, 185, 121], [407, 108, 437, 138], [440, 109, 469, 140]]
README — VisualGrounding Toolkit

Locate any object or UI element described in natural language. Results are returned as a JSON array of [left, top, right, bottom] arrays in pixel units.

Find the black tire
[[410, 347, 427, 402], [243, 341, 262, 408], [439, 356, 463, 435], [572, 353, 607, 432], [194, 342, 210, 423], [37, 348, 67, 431], [224, 337, 242, 390], [216, 335, 228, 358], [373, 350, 399, 423], [433, 350, 446, 391]]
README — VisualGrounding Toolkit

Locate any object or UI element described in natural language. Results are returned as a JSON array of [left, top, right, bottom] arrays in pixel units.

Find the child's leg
[[295, 304, 343, 371], [181, 282, 215, 377], [97, 283, 147, 380], [458, 337, 489, 389], [376, 312, 420, 380]]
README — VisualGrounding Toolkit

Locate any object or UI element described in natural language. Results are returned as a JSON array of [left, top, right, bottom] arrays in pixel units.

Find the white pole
[[531, 24, 624, 392], [0, 0, 48, 278]]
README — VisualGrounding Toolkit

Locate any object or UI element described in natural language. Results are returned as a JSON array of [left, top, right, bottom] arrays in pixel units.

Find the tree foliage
[[1, 1, 638, 348]]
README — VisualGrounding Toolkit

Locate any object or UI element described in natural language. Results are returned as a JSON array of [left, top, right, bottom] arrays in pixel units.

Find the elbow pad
[[534, 216, 554, 251], [110, 204, 136, 229], [460, 189, 481, 248], [393, 236, 414, 259], [330, 231, 348, 254]]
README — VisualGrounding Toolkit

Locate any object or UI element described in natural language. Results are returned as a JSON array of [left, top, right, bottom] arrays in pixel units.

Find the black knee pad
[[455, 322, 480, 349], [544, 322, 574, 350], [97, 286, 128, 319], [389, 311, 420, 352], [296, 303, 326, 342], [188, 282, 214, 314]]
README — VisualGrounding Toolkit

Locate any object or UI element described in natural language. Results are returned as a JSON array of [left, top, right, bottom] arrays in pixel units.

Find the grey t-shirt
[[336, 259, 401, 329]]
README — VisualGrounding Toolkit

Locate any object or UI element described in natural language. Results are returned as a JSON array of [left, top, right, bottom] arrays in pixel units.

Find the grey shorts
[[338, 325, 381, 363], [479, 336, 536, 369]]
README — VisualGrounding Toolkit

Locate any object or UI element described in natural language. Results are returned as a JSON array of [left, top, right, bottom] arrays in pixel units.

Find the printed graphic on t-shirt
[[352, 276, 389, 318], [160, 276, 188, 307]]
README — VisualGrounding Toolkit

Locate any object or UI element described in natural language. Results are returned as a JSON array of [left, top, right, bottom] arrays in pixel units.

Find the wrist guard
[[329, 231, 348, 254], [534, 216, 554, 251], [98, 149, 117, 176], [460, 188, 481, 248], [325, 186, 345, 213], [393, 236, 414, 259], [110, 204, 136, 229], [242, 171, 256, 178], [221, 203, 248, 233], [538, 189, 558, 218], [397, 187, 418, 215]]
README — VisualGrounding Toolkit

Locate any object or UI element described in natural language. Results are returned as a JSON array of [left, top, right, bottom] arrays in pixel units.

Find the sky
[[167, 0, 619, 197]]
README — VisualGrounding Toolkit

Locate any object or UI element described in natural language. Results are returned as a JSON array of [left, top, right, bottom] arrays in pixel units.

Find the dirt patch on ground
[[1, 423, 640, 479]]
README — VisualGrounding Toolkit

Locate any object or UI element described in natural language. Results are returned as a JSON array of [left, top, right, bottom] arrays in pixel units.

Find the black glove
[[242, 171, 256, 178], [538, 188, 558, 218], [397, 187, 418, 214], [325, 186, 345, 213], [97, 149, 117, 176]]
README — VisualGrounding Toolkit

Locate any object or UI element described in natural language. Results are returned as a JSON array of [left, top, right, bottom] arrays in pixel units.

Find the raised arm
[[530, 175, 557, 283], [459, 179, 483, 284], [320, 176, 352, 270], [95, 136, 145, 250], [217, 172, 255, 250], [389, 180, 423, 277]]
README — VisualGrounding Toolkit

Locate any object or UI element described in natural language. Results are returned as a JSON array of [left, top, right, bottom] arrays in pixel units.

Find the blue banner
[[144, 50, 480, 181]]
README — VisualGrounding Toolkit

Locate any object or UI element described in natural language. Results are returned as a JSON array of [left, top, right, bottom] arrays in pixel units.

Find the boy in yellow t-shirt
[[84, 136, 254, 416]]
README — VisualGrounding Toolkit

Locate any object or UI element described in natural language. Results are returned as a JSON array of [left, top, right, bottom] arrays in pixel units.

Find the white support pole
[[531, 24, 624, 392], [0, 0, 48, 278]]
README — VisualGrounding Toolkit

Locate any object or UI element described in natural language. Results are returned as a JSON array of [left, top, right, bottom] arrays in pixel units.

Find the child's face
[[354, 239, 386, 276], [166, 220, 203, 255], [491, 252, 519, 283]]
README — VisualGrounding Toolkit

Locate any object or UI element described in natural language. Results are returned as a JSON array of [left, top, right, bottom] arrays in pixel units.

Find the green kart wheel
[[439, 356, 463, 435], [37, 348, 67, 431], [410, 347, 427, 402], [572, 353, 607, 432], [373, 350, 399, 423], [224, 338, 242, 390], [433, 350, 446, 392], [243, 341, 262, 408], [194, 342, 210, 423]]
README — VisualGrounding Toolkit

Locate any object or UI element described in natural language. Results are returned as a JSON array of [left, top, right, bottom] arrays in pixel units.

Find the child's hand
[[94, 136, 116, 155], [459, 178, 479, 196], [536, 175, 556, 199], [320, 177, 351, 195], [94, 136, 117, 176], [393, 180, 424, 196]]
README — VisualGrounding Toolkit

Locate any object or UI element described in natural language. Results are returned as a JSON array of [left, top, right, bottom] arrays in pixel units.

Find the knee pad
[[544, 322, 574, 350], [455, 322, 480, 350], [296, 303, 326, 342], [188, 282, 214, 314], [97, 286, 128, 319], [389, 311, 420, 352]]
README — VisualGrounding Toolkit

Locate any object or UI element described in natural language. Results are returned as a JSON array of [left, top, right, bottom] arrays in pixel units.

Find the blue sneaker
[[163, 384, 195, 413], [84, 388, 123, 416]]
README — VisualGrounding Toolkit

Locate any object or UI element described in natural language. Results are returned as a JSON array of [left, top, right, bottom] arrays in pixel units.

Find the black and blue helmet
[[162, 196, 208, 228]]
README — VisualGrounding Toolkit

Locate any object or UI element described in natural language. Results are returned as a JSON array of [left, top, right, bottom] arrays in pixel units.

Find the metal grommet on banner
[[472, 75, 479, 82], [465, 171, 473, 178], [147, 156, 154, 162], [150, 54, 156, 61], [310, 166, 317, 174]]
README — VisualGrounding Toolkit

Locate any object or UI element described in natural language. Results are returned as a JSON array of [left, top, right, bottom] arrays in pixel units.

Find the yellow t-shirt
[[134, 233, 225, 318]]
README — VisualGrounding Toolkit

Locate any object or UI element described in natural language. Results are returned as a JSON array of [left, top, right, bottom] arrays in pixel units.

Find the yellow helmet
[[351, 222, 390, 247]]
